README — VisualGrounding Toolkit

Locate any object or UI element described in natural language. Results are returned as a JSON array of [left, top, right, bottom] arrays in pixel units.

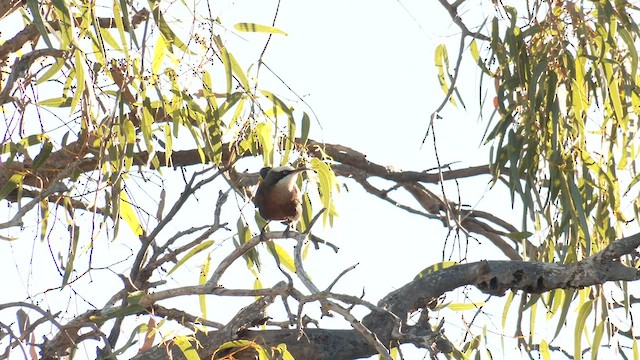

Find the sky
[[2, 0, 634, 359]]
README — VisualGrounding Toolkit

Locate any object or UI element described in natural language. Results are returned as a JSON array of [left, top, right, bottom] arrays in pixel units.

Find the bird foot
[[283, 223, 292, 239]]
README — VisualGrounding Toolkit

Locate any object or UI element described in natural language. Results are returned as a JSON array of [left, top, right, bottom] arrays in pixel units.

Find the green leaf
[[39, 199, 49, 242], [168, 240, 215, 275], [62, 225, 80, 286], [70, 50, 86, 113], [0, 173, 25, 202], [618, 27, 638, 79], [113, 0, 129, 57], [164, 123, 173, 166], [463, 335, 481, 358], [566, 176, 591, 256], [52, 0, 73, 47], [300, 112, 310, 144], [100, 25, 123, 51], [32, 141, 53, 170], [227, 52, 249, 93], [591, 320, 604, 360], [141, 100, 155, 155], [608, 76, 624, 123], [574, 300, 592, 359], [215, 36, 233, 95], [553, 290, 574, 339], [234, 23, 288, 36], [504, 231, 533, 241], [37, 59, 65, 85], [26, 0, 53, 48], [19, 134, 49, 148], [501, 291, 515, 330], [149, 1, 192, 54], [118, 0, 138, 47]]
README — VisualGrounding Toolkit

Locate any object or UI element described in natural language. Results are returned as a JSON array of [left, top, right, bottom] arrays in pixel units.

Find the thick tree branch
[[32, 228, 640, 360]]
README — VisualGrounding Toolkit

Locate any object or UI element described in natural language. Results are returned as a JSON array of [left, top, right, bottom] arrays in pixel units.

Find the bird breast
[[254, 173, 304, 222]]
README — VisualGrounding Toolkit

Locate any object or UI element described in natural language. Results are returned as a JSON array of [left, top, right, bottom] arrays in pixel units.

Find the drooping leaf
[[26, 0, 53, 48], [119, 190, 143, 236], [31, 141, 53, 170], [199, 254, 211, 318], [174, 336, 200, 360], [0, 173, 26, 202], [574, 300, 592, 359], [269, 242, 295, 273]]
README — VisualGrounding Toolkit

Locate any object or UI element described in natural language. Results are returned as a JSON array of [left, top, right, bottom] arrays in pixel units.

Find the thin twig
[[326, 263, 359, 292]]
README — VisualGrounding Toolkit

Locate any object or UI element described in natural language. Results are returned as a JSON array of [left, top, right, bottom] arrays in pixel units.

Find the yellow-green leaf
[[164, 123, 173, 166], [38, 97, 73, 107], [501, 291, 515, 330], [591, 320, 604, 360], [52, 0, 73, 47], [234, 23, 287, 36], [119, 191, 143, 236], [0, 173, 26, 202], [255, 122, 274, 166], [415, 261, 457, 279], [276, 343, 295, 360], [168, 240, 215, 275], [539, 339, 550, 360], [37, 59, 65, 85], [62, 225, 80, 286], [227, 52, 249, 92], [149, 2, 192, 54], [70, 50, 86, 113], [199, 254, 211, 318], [271, 243, 295, 273], [574, 300, 592, 359], [434, 43, 456, 107], [175, 336, 200, 360], [448, 302, 485, 311], [152, 34, 167, 74], [608, 76, 624, 123], [470, 39, 479, 63]]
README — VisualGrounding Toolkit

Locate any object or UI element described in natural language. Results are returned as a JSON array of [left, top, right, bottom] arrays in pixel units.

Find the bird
[[253, 165, 310, 229]]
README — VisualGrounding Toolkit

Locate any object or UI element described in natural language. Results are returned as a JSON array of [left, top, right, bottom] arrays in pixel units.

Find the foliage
[[445, 0, 640, 357]]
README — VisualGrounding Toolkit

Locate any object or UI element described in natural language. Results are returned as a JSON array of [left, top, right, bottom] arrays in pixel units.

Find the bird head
[[260, 165, 310, 187]]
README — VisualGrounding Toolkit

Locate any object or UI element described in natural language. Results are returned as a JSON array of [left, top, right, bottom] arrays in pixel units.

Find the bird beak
[[295, 167, 312, 172]]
